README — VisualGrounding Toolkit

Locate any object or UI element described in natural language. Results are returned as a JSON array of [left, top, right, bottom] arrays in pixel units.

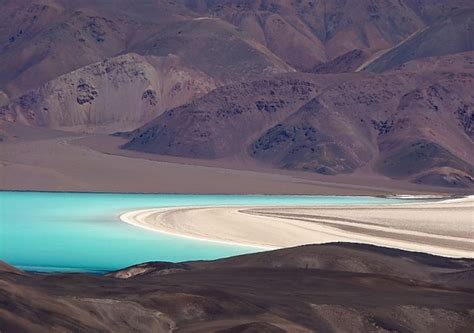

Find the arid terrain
[[0, 0, 473, 193], [120, 197, 474, 258], [2, 122, 473, 194], [1, 2, 474, 332], [1, 243, 474, 332]]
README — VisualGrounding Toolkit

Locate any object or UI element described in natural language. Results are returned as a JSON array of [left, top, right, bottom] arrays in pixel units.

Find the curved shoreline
[[120, 196, 474, 258], [120, 207, 275, 250]]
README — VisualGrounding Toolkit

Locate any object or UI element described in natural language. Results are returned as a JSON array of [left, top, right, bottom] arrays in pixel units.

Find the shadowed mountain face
[[311, 49, 371, 74], [124, 70, 474, 186], [123, 76, 319, 158], [362, 9, 474, 72], [1, 0, 473, 188], [1, 243, 473, 332]]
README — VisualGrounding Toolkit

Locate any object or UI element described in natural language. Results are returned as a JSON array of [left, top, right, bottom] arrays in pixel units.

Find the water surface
[[0, 191, 408, 273]]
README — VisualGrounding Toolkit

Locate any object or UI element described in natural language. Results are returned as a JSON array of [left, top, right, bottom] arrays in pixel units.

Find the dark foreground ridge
[[1, 243, 473, 332]]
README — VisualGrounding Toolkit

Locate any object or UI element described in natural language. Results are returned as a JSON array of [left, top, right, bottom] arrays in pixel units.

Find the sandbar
[[120, 196, 474, 258]]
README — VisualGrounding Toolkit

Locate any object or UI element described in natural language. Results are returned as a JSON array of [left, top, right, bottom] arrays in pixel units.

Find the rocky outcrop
[[456, 104, 474, 139], [123, 76, 319, 158], [1, 53, 216, 133], [251, 99, 365, 175], [76, 79, 98, 105]]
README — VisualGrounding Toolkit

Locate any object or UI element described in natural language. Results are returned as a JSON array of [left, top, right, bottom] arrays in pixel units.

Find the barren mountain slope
[[185, 0, 474, 69], [124, 71, 474, 187], [123, 74, 322, 158], [0, 0, 292, 100], [134, 16, 294, 83], [0, 0, 132, 98], [2, 0, 473, 101], [393, 51, 474, 73], [1, 0, 474, 190], [362, 9, 474, 72], [251, 72, 474, 187], [0, 53, 216, 133], [1, 243, 473, 332], [311, 49, 371, 74]]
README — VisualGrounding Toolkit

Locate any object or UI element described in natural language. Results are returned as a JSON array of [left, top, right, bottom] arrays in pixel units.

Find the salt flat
[[121, 196, 474, 258]]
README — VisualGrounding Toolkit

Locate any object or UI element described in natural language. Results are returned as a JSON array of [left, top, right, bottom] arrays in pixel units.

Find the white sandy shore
[[120, 196, 474, 258]]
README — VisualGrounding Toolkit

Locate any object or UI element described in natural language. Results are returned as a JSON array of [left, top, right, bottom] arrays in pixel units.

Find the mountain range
[[1, 0, 473, 190]]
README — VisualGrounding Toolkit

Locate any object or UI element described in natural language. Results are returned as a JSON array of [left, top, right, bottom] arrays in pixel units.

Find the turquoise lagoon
[[0, 191, 409, 273]]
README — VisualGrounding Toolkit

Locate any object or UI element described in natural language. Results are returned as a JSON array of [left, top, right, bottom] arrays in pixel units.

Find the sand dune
[[120, 196, 474, 258]]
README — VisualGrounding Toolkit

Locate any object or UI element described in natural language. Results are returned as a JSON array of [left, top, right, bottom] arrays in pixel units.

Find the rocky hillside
[[1, 0, 473, 188], [185, 0, 474, 70], [2, 243, 473, 332], [361, 9, 474, 72], [393, 51, 474, 73], [124, 70, 474, 187], [2, 0, 473, 100], [1, 53, 216, 132], [123, 75, 320, 158]]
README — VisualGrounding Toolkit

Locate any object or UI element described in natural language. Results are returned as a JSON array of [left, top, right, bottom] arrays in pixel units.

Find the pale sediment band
[[120, 196, 474, 258]]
